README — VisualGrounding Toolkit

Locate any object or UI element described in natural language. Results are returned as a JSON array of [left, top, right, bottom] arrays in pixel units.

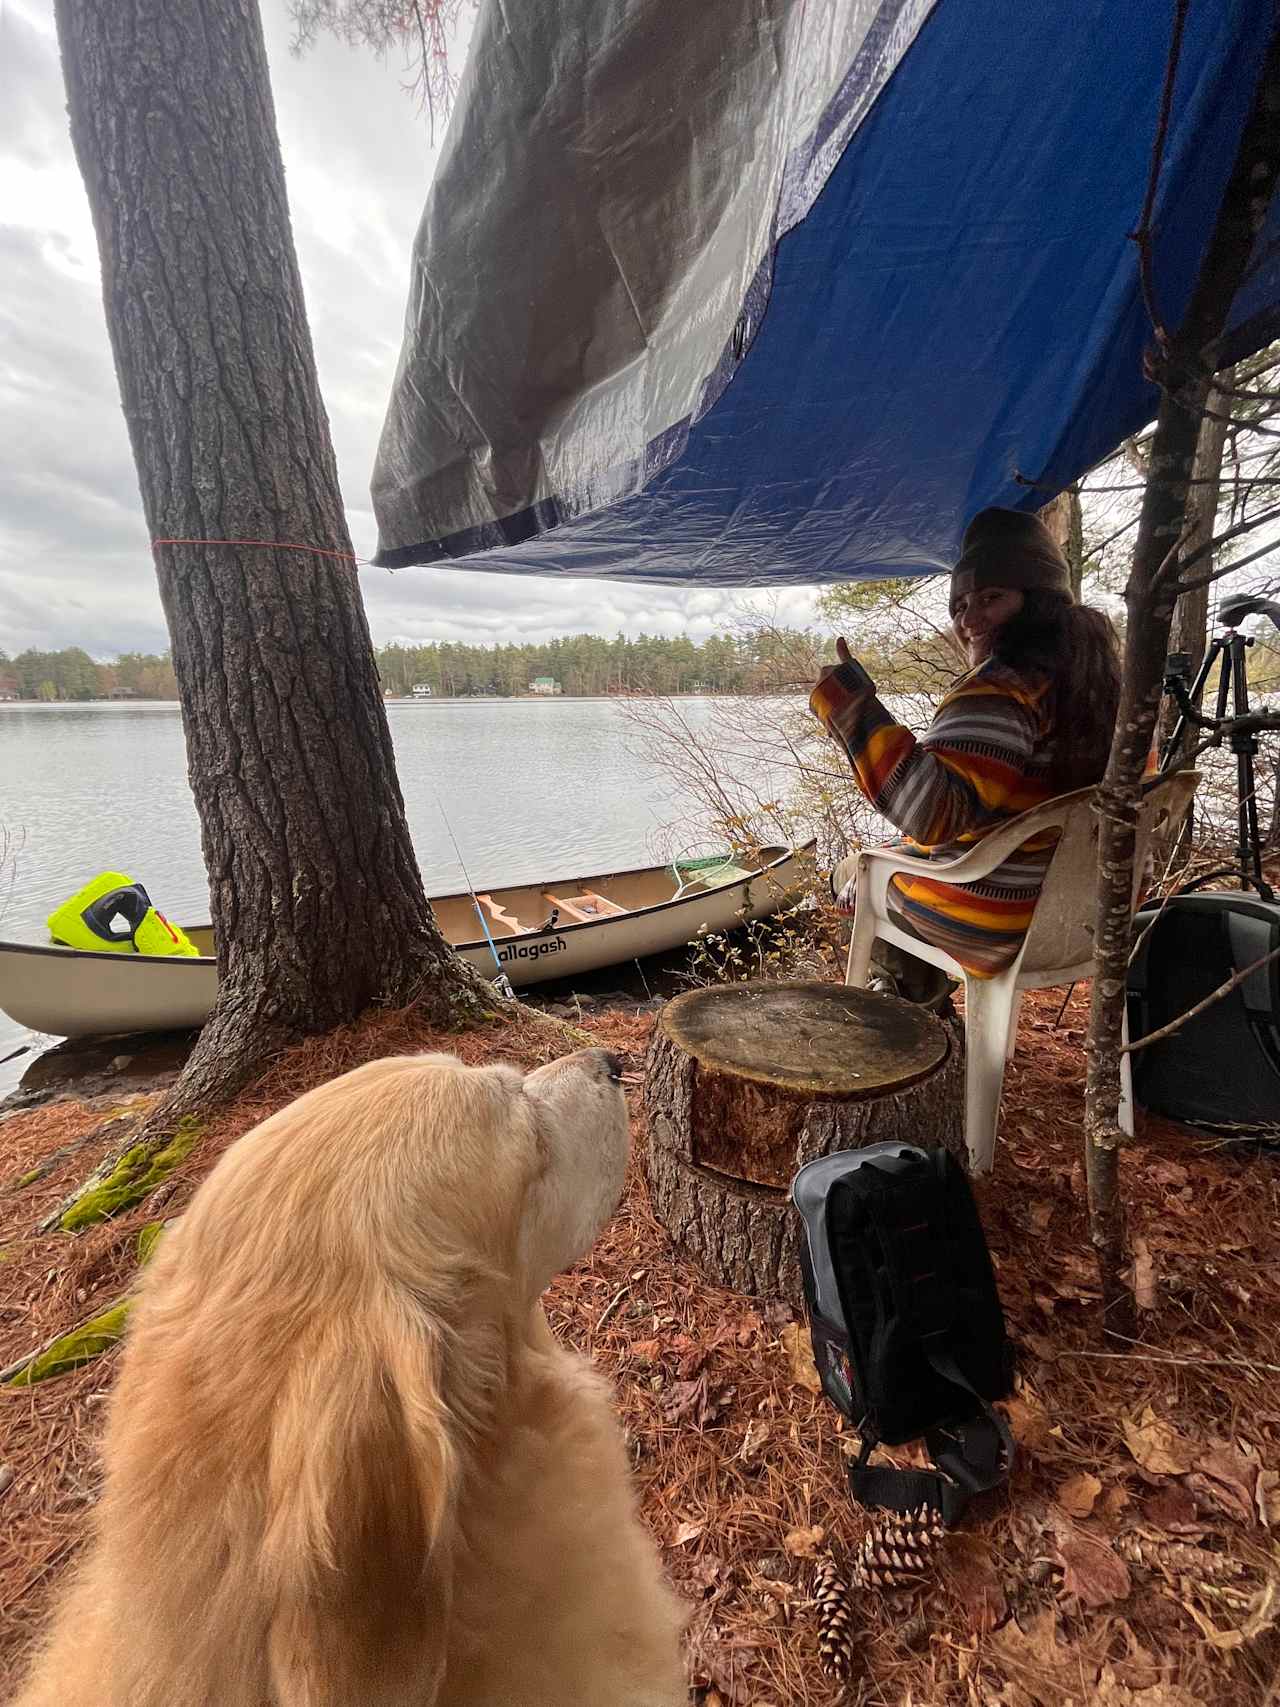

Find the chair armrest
[[853, 784, 1096, 889], [852, 770, 1200, 933]]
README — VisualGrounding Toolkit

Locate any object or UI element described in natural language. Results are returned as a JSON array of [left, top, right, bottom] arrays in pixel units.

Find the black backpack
[[791, 1142, 1014, 1524]]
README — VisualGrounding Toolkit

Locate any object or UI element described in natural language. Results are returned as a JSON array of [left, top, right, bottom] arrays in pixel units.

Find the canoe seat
[[543, 890, 628, 923], [475, 894, 532, 934]]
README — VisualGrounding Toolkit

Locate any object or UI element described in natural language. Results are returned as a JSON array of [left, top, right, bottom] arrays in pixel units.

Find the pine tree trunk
[[1157, 375, 1232, 768], [1040, 488, 1085, 601], [1084, 31, 1280, 1338], [1151, 379, 1231, 869], [53, 0, 497, 1116]]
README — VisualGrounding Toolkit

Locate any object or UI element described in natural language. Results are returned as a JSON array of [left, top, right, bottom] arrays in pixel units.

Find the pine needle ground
[[2, 988, 1279, 1704]]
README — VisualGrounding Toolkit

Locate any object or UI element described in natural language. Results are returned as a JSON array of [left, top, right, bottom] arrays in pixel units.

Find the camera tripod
[[1160, 592, 1280, 903]]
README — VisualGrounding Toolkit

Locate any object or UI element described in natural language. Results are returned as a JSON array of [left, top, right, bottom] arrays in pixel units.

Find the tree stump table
[[642, 981, 963, 1304]]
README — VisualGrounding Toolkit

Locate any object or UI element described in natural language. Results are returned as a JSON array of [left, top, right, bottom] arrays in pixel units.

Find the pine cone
[[851, 1506, 944, 1594], [1118, 1535, 1248, 1581], [811, 1553, 856, 1680]]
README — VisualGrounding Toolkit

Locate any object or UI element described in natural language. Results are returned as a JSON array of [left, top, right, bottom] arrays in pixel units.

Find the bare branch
[[1123, 943, 1280, 1055], [1174, 528, 1280, 595]]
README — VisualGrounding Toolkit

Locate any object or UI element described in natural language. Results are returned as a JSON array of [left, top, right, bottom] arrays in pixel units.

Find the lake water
[[0, 697, 776, 1080]]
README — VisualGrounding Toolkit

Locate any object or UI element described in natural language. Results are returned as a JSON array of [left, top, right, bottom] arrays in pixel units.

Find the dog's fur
[[14, 1048, 686, 1707]]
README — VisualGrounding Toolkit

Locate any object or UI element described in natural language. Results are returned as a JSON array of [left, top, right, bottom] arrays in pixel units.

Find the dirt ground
[[2, 986, 1278, 1705]]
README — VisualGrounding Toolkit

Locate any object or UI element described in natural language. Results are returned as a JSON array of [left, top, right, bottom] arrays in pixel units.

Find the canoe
[[0, 843, 815, 1040]]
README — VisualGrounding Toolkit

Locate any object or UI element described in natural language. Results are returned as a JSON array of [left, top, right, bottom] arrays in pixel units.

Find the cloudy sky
[[0, 0, 826, 660]]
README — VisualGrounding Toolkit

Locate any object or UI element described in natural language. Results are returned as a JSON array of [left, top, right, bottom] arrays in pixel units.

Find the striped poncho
[[810, 657, 1060, 977]]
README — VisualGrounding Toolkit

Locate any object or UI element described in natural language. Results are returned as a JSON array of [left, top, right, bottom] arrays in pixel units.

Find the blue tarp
[[372, 0, 1280, 586]]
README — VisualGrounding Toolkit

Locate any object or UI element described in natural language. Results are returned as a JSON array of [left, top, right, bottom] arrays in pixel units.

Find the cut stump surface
[[643, 981, 963, 1303]]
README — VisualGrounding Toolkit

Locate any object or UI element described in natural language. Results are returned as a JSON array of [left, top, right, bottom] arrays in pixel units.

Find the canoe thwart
[[542, 890, 629, 923]]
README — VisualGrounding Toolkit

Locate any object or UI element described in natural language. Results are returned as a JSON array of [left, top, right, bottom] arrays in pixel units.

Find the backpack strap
[[846, 1341, 1015, 1524]]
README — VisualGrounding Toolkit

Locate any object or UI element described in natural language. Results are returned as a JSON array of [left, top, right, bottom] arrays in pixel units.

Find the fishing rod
[[430, 789, 516, 1000]]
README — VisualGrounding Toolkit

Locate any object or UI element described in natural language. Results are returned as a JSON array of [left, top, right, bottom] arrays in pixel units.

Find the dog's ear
[[260, 1292, 457, 1705]]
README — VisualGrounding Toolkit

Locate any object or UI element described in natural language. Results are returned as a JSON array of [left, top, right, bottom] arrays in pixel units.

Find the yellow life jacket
[[47, 872, 199, 958]]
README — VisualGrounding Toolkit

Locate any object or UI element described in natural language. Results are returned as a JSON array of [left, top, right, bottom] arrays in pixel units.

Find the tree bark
[[642, 983, 963, 1303], [1040, 488, 1085, 601], [1156, 375, 1233, 792], [53, 0, 497, 1119], [1084, 31, 1280, 1339]]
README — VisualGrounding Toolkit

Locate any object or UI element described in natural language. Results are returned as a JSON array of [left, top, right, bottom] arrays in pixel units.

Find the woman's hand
[[812, 636, 876, 698]]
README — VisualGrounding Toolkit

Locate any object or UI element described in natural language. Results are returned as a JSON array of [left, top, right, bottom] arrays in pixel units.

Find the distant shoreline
[[0, 692, 746, 707]]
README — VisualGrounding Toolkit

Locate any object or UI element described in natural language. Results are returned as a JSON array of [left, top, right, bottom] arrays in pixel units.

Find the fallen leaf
[[1122, 1407, 1197, 1477], [1100, 1619, 1162, 1692], [735, 1310, 762, 1346], [779, 1322, 822, 1394], [1147, 1159, 1190, 1190], [689, 1649, 740, 1705], [1022, 1332, 1058, 1362], [1141, 1482, 1202, 1534], [1056, 1471, 1102, 1519], [782, 1524, 825, 1559], [669, 1333, 709, 1378], [739, 1419, 770, 1464], [672, 1519, 704, 1547], [1095, 1669, 1207, 1706], [1179, 1577, 1278, 1652], [1000, 1389, 1052, 1451], [684, 1554, 725, 1594], [755, 1576, 799, 1606], [991, 1685, 1036, 1707], [630, 1338, 661, 1364], [1029, 1200, 1054, 1232], [1053, 1524, 1132, 1608], [1098, 1486, 1134, 1521], [660, 1373, 733, 1429], [1131, 1237, 1157, 1312], [662, 1376, 708, 1424], [1188, 1444, 1258, 1526], [1256, 1468, 1280, 1528], [987, 1608, 1098, 1707], [944, 1533, 1007, 1633], [1049, 1251, 1103, 1302]]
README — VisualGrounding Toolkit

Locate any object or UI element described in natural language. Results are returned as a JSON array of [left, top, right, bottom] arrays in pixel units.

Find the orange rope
[[151, 536, 368, 565]]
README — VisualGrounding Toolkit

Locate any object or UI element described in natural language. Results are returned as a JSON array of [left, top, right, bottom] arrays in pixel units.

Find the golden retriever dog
[[14, 1048, 686, 1707]]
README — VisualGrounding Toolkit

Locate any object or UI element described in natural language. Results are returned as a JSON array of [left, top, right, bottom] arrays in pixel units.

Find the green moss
[[60, 1118, 201, 1233], [136, 1220, 167, 1265], [10, 1168, 42, 1191], [6, 1299, 132, 1386]]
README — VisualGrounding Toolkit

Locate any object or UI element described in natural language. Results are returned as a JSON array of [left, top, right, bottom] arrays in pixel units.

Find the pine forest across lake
[[0, 629, 811, 704]]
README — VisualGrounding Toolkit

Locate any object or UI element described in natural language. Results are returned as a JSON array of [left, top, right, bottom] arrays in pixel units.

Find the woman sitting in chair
[[810, 507, 1122, 999]]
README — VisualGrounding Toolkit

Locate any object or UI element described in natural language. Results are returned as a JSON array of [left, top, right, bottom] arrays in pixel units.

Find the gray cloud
[[0, 0, 824, 661]]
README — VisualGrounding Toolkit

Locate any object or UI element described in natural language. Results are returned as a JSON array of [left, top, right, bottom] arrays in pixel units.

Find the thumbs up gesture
[[812, 636, 876, 699]]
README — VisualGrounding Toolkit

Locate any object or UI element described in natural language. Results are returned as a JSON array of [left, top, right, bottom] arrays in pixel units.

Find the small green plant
[[685, 906, 832, 987]]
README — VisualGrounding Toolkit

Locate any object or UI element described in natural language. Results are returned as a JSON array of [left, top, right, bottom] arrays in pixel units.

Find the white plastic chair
[[844, 771, 1199, 1173]]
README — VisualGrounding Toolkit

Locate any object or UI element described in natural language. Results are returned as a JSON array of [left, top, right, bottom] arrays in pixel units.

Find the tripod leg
[[1228, 635, 1273, 901]]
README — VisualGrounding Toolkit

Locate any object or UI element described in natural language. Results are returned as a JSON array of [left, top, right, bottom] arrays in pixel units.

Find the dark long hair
[[991, 589, 1121, 790]]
